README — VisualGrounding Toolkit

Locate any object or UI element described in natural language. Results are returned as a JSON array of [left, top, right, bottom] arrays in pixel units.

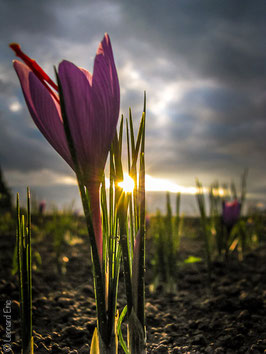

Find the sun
[[118, 173, 135, 193]]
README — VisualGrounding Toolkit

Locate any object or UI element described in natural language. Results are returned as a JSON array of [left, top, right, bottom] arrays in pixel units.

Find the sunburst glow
[[57, 172, 209, 196], [211, 188, 225, 197], [118, 173, 135, 193]]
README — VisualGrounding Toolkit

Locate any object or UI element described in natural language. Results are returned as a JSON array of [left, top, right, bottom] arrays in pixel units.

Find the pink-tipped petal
[[13, 60, 72, 169], [92, 34, 120, 162], [79, 66, 92, 86], [93, 34, 120, 124], [13, 60, 39, 124], [28, 72, 73, 168]]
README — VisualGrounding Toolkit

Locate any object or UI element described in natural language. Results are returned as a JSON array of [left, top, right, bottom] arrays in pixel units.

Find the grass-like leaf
[[117, 306, 129, 354]]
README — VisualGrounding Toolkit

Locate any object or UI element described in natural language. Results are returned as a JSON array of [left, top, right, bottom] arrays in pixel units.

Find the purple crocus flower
[[39, 201, 46, 215], [10, 34, 120, 264], [222, 200, 241, 228]]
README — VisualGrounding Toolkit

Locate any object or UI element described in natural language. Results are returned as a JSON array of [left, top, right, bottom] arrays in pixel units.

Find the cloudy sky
[[0, 0, 266, 214]]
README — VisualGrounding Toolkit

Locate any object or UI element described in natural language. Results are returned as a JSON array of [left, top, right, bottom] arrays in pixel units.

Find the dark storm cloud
[[0, 0, 266, 211], [119, 0, 266, 85], [0, 0, 57, 38]]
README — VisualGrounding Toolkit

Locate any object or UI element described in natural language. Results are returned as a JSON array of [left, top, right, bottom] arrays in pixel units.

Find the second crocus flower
[[222, 199, 241, 229]]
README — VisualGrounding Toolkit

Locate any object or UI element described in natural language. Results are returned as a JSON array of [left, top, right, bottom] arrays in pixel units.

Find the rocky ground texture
[[0, 229, 266, 353]]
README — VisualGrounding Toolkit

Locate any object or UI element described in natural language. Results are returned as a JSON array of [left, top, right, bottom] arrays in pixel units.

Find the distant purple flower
[[10, 34, 120, 264], [145, 215, 151, 230], [222, 200, 241, 228], [39, 201, 46, 215]]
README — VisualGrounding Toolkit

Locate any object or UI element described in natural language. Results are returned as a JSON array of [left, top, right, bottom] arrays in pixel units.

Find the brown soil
[[0, 227, 266, 353]]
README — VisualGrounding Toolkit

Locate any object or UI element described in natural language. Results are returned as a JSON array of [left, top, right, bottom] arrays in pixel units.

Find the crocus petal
[[13, 60, 38, 122], [58, 39, 120, 184], [13, 60, 73, 169], [79, 66, 92, 86], [58, 60, 101, 180], [92, 34, 120, 162]]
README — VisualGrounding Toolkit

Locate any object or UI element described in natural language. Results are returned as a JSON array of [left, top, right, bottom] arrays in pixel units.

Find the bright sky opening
[[9, 101, 22, 112]]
